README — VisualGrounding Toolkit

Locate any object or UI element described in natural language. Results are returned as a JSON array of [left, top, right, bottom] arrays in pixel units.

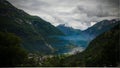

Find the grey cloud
[[72, 0, 119, 26], [75, 1, 119, 17], [7, 0, 120, 30]]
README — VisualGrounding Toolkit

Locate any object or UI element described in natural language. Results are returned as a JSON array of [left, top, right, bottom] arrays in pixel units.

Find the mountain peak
[[83, 19, 119, 37], [57, 24, 75, 30], [57, 24, 82, 35], [58, 24, 66, 26]]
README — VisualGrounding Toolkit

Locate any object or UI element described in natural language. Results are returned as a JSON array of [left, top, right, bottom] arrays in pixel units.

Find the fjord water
[[52, 34, 93, 54]]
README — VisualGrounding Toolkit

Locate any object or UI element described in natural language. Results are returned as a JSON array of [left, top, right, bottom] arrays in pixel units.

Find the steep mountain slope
[[0, 0, 64, 54], [62, 22, 120, 67], [82, 22, 120, 67], [57, 20, 119, 48], [56, 24, 89, 48], [57, 24, 82, 35], [83, 19, 119, 38]]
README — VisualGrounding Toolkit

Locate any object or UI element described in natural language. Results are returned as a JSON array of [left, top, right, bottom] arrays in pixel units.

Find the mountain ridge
[[57, 24, 82, 35], [0, 0, 65, 54], [44, 21, 120, 67], [83, 19, 119, 38]]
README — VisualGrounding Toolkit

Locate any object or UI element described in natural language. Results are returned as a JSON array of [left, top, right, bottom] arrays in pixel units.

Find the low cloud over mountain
[[7, 0, 119, 30]]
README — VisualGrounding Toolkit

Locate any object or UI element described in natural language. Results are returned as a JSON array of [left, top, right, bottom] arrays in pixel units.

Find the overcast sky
[[7, 0, 119, 30]]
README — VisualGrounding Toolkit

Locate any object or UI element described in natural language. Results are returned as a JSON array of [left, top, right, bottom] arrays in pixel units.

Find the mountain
[[81, 22, 120, 67], [83, 19, 119, 38], [0, 0, 65, 54], [56, 19, 119, 49], [57, 24, 82, 35], [42, 21, 120, 67], [57, 19, 119, 38], [62, 23, 120, 67]]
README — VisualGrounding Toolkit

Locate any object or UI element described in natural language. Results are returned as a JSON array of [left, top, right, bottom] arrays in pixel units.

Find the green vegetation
[[0, 0, 119, 67], [0, 0, 65, 54], [82, 23, 120, 66], [0, 32, 27, 66], [41, 54, 68, 67], [0, 32, 44, 67], [40, 23, 120, 67], [61, 23, 120, 67], [83, 19, 119, 37]]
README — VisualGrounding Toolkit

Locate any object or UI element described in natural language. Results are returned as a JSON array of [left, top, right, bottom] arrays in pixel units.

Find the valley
[[0, 0, 119, 67]]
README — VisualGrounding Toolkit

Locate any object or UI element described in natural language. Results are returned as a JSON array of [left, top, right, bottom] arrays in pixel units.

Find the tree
[[0, 32, 27, 67]]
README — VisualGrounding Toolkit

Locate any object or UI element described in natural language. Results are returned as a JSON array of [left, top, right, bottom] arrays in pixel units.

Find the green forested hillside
[[0, 0, 64, 54], [83, 19, 119, 38], [62, 23, 120, 67], [0, 32, 27, 66], [0, 0, 119, 67], [41, 23, 120, 67]]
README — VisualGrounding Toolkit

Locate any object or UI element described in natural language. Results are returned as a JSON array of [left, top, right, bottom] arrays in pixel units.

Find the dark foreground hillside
[[0, 32, 27, 66], [62, 23, 120, 67]]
